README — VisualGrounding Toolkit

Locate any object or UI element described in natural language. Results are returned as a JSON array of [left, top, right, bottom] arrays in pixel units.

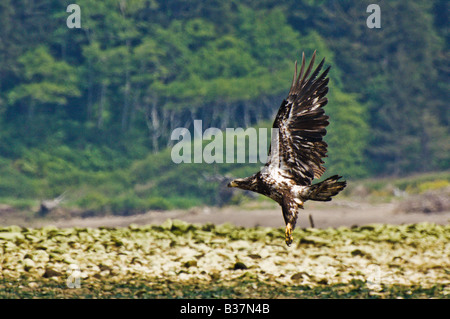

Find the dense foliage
[[0, 0, 448, 212]]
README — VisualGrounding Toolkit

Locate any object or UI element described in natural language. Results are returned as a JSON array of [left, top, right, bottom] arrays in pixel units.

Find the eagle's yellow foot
[[285, 223, 293, 246]]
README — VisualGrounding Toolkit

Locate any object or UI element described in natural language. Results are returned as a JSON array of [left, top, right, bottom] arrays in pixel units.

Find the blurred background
[[0, 0, 448, 222]]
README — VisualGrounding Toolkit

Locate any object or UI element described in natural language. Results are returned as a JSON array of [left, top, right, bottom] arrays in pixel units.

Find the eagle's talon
[[285, 224, 293, 246]]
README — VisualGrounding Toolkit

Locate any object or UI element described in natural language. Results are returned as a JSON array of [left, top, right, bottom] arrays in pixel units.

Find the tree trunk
[[85, 29, 93, 123], [87, 65, 93, 122], [97, 83, 106, 129], [150, 99, 160, 152], [128, 92, 138, 132], [121, 39, 131, 132], [243, 102, 250, 128], [222, 101, 230, 129]]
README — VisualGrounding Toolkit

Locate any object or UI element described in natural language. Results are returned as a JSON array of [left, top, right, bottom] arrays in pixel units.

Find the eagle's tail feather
[[308, 175, 346, 201]]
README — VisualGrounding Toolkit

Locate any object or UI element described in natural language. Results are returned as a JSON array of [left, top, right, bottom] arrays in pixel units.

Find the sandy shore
[[8, 200, 449, 229]]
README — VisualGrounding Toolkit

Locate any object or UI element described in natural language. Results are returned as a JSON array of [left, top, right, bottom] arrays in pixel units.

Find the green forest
[[0, 0, 448, 214]]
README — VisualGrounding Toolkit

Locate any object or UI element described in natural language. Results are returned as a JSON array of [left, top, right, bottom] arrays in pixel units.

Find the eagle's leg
[[285, 223, 294, 246], [282, 198, 300, 246]]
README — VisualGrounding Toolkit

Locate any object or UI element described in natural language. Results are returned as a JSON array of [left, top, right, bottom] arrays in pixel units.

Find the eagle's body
[[228, 52, 346, 246]]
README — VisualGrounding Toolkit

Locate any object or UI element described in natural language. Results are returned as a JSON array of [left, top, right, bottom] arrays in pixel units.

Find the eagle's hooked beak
[[227, 180, 238, 188]]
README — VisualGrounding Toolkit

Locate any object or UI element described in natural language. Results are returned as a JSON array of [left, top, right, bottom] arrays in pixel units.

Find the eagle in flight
[[228, 52, 346, 246]]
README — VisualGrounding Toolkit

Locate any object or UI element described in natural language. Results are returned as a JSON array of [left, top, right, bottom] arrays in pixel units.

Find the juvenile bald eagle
[[228, 52, 346, 246]]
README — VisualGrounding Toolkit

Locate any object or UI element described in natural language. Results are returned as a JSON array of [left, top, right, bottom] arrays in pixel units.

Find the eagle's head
[[227, 175, 258, 191]]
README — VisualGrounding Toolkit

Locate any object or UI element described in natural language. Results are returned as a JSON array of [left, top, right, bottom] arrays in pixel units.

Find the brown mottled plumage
[[228, 52, 346, 246]]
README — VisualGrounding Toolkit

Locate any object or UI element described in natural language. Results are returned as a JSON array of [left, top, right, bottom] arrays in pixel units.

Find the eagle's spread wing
[[265, 51, 330, 186]]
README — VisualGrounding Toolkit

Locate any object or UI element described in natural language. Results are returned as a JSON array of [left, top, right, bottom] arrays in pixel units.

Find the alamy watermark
[[65, 3, 380, 30], [66, 4, 81, 29], [366, 4, 381, 29], [66, 263, 81, 288], [315, 263, 391, 291], [170, 120, 279, 164]]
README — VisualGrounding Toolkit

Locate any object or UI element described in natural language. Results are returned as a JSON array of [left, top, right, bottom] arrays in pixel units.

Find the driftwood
[[39, 192, 66, 216], [308, 214, 315, 228], [395, 187, 449, 214]]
